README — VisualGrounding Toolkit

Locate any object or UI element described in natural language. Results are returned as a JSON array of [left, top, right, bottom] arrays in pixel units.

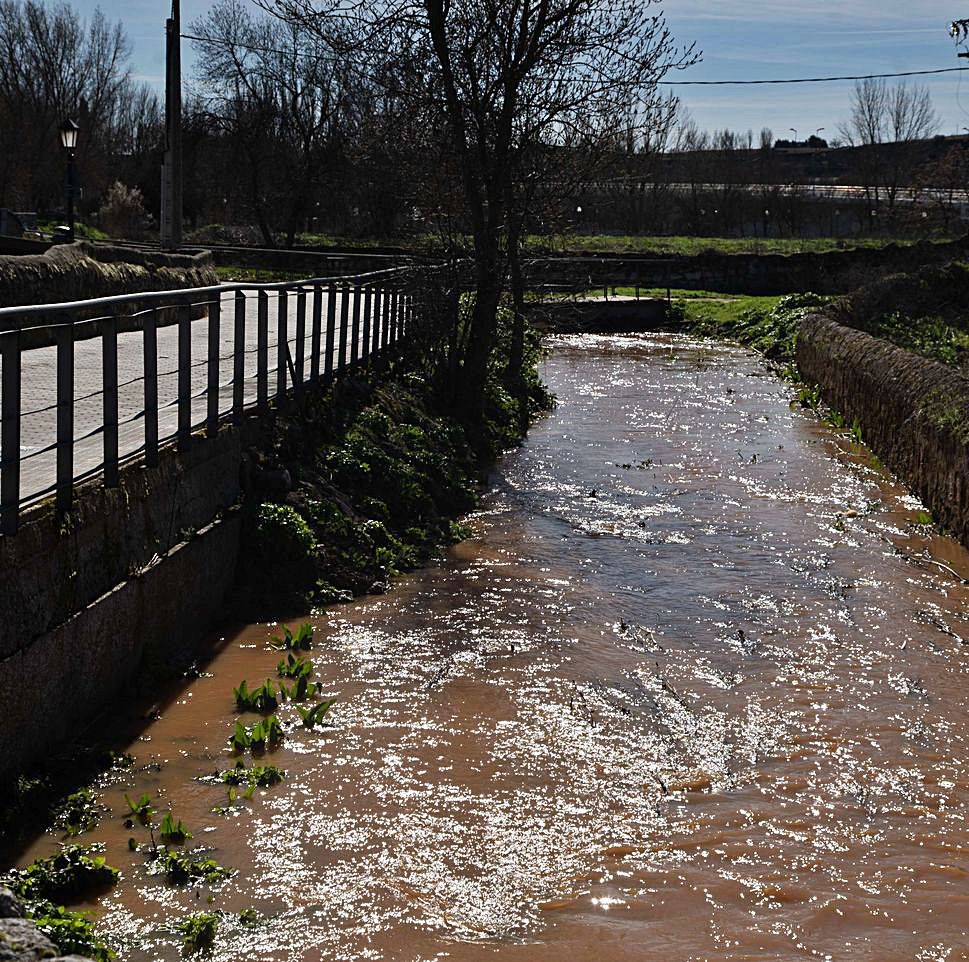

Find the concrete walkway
[[13, 285, 366, 507]]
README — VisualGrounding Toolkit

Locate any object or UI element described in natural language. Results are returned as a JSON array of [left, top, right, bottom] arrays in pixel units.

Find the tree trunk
[[506, 213, 526, 402], [458, 239, 502, 427]]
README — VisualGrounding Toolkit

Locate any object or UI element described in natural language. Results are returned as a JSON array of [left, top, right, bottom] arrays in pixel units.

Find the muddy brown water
[[14, 333, 969, 961]]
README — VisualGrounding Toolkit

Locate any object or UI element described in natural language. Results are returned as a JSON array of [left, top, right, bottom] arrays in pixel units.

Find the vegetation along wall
[[797, 314, 969, 549]]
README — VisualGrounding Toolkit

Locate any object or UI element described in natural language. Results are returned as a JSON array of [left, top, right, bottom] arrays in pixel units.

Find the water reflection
[[18, 334, 969, 961]]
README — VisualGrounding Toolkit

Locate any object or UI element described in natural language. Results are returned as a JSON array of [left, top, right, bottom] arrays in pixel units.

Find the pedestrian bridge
[[0, 265, 418, 535]]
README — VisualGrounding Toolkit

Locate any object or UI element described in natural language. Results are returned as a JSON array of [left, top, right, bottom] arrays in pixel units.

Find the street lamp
[[59, 118, 79, 243], [790, 127, 798, 142]]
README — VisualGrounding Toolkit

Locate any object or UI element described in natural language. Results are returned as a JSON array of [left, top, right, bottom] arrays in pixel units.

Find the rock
[[0, 890, 23, 920], [50, 956, 97, 962], [0, 918, 58, 961]]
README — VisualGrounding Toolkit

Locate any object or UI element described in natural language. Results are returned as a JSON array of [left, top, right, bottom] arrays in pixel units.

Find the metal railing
[[0, 265, 418, 536]]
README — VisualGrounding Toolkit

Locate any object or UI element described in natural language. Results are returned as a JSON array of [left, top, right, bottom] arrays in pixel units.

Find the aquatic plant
[[159, 811, 192, 844], [277, 652, 313, 679], [234, 678, 279, 713], [123, 792, 153, 824], [278, 673, 318, 703], [230, 716, 284, 753], [55, 788, 103, 836], [6, 845, 119, 904], [297, 698, 336, 729], [239, 907, 261, 926], [219, 761, 285, 788], [178, 912, 218, 953], [271, 622, 314, 651], [155, 849, 232, 886]]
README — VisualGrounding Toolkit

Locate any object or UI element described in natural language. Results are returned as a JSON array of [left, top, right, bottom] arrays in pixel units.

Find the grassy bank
[[239, 311, 550, 611], [831, 262, 969, 374]]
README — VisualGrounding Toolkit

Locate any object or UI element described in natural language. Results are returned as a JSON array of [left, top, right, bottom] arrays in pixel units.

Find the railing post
[[295, 288, 306, 395], [102, 315, 119, 487], [276, 290, 288, 407], [324, 283, 336, 380], [310, 285, 322, 383], [371, 288, 382, 356], [350, 283, 362, 365], [381, 286, 391, 350], [207, 297, 220, 438], [1, 329, 21, 535], [233, 292, 245, 424], [337, 282, 350, 372], [257, 290, 269, 411], [144, 308, 158, 467], [55, 324, 74, 515], [177, 302, 192, 450], [361, 286, 372, 361]]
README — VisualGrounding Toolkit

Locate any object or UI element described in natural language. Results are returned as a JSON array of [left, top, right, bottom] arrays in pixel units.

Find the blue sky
[[76, 0, 969, 139]]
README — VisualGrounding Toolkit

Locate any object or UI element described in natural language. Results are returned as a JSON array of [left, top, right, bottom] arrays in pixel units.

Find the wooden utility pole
[[161, 0, 182, 250]]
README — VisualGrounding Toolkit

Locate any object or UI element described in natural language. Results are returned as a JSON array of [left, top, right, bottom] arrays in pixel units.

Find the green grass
[[521, 234, 927, 257], [256, 230, 928, 258], [678, 292, 830, 364]]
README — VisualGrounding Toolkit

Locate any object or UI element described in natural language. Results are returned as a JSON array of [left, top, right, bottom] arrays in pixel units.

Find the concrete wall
[[797, 314, 969, 549], [528, 298, 678, 333], [526, 236, 969, 296]]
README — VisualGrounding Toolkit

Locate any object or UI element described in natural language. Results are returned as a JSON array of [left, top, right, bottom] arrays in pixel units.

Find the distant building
[[773, 135, 829, 154]]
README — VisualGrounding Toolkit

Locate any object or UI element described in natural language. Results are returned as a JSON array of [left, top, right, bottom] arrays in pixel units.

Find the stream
[[16, 332, 969, 961]]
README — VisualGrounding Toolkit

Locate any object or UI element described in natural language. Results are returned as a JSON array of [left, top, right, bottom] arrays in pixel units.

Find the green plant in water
[[239, 907, 261, 926], [231, 716, 284, 753], [155, 850, 232, 886], [915, 511, 934, 525], [159, 811, 192, 844], [850, 417, 863, 444], [55, 788, 103, 836], [278, 673, 318, 703], [277, 653, 313, 680], [297, 698, 336, 729], [178, 912, 219, 953], [219, 761, 285, 788], [6, 845, 119, 904], [124, 792, 153, 824], [271, 622, 314, 651], [234, 678, 279, 713]]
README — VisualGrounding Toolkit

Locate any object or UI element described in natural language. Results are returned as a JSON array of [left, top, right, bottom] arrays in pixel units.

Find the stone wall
[[0, 420, 258, 782], [0, 242, 217, 311], [797, 314, 969, 549], [527, 236, 969, 296]]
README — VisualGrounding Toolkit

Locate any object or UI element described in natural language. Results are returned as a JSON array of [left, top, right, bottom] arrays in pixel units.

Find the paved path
[[12, 285, 373, 507]]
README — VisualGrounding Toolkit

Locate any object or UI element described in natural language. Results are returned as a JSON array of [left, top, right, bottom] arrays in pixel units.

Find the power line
[[182, 31, 969, 89], [660, 66, 969, 86]]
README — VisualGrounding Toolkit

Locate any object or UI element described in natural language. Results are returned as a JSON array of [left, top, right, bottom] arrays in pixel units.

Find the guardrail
[[0, 265, 418, 535]]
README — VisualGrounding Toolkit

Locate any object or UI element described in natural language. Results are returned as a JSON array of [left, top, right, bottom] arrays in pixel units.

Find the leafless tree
[[838, 78, 938, 223], [0, 1, 158, 216]]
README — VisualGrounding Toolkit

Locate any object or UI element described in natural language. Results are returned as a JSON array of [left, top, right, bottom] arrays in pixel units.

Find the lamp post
[[60, 118, 79, 243], [789, 127, 798, 142]]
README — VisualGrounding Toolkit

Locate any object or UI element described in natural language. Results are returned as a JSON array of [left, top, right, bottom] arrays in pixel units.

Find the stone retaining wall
[[527, 236, 969, 295], [0, 242, 217, 311], [0, 419, 258, 782], [797, 314, 969, 549]]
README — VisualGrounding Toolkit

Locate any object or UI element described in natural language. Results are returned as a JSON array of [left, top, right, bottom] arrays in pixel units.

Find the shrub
[[97, 182, 149, 240]]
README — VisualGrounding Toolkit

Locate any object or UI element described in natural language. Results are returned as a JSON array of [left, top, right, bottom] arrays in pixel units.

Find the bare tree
[[838, 78, 938, 224], [260, 0, 696, 423], [0, 1, 158, 216]]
